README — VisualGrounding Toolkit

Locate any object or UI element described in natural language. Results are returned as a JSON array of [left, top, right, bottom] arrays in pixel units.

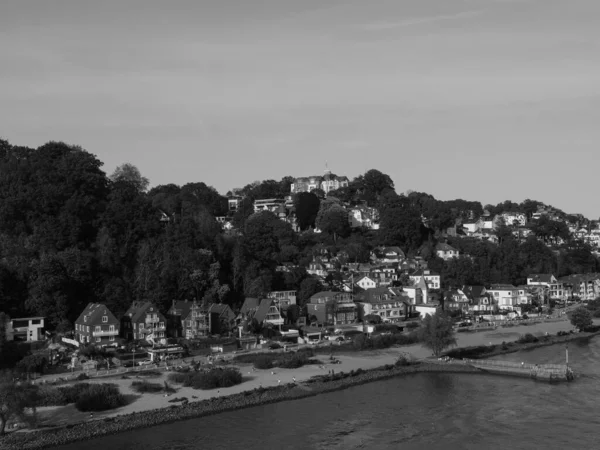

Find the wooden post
[[565, 343, 569, 366]]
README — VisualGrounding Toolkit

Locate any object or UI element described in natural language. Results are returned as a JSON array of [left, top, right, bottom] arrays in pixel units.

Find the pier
[[434, 358, 574, 382]]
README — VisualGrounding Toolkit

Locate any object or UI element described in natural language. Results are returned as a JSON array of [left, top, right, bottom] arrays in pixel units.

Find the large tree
[[110, 163, 149, 193], [569, 306, 593, 331], [418, 312, 457, 357]]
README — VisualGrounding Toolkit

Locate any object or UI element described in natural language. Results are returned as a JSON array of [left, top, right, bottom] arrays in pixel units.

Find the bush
[[167, 368, 243, 390], [517, 333, 539, 344], [76, 373, 89, 381], [277, 353, 309, 369], [75, 384, 127, 412], [405, 322, 420, 330], [253, 355, 275, 370], [395, 355, 412, 367], [131, 381, 163, 393]]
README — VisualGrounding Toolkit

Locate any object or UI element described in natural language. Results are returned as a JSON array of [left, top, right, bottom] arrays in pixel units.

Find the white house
[[409, 269, 440, 290], [487, 284, 519, 310], [435, 243, 459, 260], [356, 275, 377, 290]]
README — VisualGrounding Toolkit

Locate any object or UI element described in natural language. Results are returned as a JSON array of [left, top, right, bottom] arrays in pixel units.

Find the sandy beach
[[34, 317, 580, 427]]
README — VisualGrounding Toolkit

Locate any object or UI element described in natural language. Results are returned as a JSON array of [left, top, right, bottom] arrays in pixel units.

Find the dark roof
[[125, 301, 164, 323], [169, 300, 197, 318], [253, 298, 279, 323], [527, 274, 555, 283], [240, 298, 261, 316], [435, 242, 458, 252], [76, 303, 118, 325], [209, 303, 236, 321], [462, 285, 486, 299]]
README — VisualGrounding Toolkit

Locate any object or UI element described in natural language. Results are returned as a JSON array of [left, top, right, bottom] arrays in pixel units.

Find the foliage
[[15, 354, 48, 375], [130, 381, 164, 393], [417, 313, 457, 356], [253, 355, 274, 369], [517, 333, 539, 344], [569, 306, 593, 331], [0, 378, 39, 435], [167, 367, 242, 390], [74, 383, 127, 412], [293, 192, 320, 230]]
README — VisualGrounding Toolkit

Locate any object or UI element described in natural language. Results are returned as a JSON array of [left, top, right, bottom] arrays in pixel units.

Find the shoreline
[[1, 322, 596, 449], [0, 362, 482, 450]]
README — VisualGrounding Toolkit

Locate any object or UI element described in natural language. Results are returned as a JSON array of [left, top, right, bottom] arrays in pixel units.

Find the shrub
[[395, 355, 413, 367], [73, 384, 127, 412], [277, 353, 309, 369], [76, 373, 89, 381], [253, 355, 275, 370], [130, 381, 163, 393], [517, 333, 539, 344], [405, 322, 420, 330], [168, 368, 243, 390]]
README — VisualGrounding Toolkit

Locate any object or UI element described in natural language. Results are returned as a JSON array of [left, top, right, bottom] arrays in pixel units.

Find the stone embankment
[[0, 363, 481, 450]]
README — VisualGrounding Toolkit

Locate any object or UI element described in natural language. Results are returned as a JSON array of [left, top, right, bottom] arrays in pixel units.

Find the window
[[84, 316, 87, 323], [139, 323, 144, 330], [102, 316, 108, 323], [96, 337, 101, 343], [109, 325, 115, 332], [86, 326, 90, 332], [159, 322, 164, 328], [110, 336, 115, 341], [95, 326, 100, 332]]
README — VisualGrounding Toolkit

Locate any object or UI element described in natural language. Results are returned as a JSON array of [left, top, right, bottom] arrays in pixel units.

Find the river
[[54, 336, 600, 450]]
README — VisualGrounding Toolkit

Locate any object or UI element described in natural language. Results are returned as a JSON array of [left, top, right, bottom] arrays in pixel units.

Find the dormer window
[[102, 316, 108, 323]]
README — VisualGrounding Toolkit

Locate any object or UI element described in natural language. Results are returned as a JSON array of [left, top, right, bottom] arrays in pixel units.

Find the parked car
[[138, 360, 153, 366]]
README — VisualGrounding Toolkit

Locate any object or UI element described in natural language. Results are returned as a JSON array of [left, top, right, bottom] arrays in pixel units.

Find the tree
[[293, 192, 320, 230], [569, 306, 593, 331], [286, 304, 301, 325], [0, 313, 7, 358], [110, 163, 149, 193], [297, 277, 323, 306], [0, 378, 37, 435], [315, 204, 350, 243], [417, 312, 457, 356]]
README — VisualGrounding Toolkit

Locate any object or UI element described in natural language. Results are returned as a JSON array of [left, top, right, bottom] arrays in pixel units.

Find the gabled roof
[[76, 303, 118, 325], [169, 300, 198, 319], [527, 274, 556, 283], [125, 301, 164, 323], [240, 298, 261, 317], [488, 284, 517, 290], [208, 303, 236, 321], [435, 242, 458, 252], [410, 268, 439, 277], [253, 298, 280, 323]]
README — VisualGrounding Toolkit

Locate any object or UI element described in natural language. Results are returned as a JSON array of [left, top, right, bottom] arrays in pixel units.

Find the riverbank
[[0, 318, 591, 448], [0, 362, 482, 450]]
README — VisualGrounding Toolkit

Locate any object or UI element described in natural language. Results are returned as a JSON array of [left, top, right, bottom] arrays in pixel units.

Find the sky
[[2, 0, 600, 218]]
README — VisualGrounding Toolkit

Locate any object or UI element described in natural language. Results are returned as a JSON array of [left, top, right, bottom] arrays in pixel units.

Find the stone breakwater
[[0, 363, 481, 450]]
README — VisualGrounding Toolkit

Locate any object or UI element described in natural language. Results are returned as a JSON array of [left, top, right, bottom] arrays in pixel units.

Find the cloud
[[360, 10, 482, 30]]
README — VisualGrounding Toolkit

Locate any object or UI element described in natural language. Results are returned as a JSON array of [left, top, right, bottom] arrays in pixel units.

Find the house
[[558, 274, 600, 301], [167, 300, 210, 339], [527, 274, 564, 299], [75, 303, 120, 346], [370, 266, 398, 287], [290, 168, 350, 195], [227, 196, 243, 211], [402, 276, 430, 305], [267, 291, 297, 311], [307, 291, 357, 326], [356, 287, 412, 323], [208, 303, 236, 335], [122, 301, 167, 345], [239, 298, 284, 327], [435, 243, 459, 260], [486, 285, 519, 310], [497, 212, 527, 227], [307, 260, 327, 277], [253, 198, 286, 214], [356, 275, 377, 290], [462, 221, 480, 234], [370, 246, 405, 264], [409, 269, 441, 290], [462, 286, 495, 314], [4, 316, 45, 342], [348, 206, 380, 230], [444, 289, 470, 313]]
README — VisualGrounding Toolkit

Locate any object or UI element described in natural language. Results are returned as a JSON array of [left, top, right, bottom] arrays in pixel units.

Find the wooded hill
[[0, 139, 597, 330]]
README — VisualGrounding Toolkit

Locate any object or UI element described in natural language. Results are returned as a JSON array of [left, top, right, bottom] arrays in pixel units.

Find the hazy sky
[[2, 0, 600, 217]]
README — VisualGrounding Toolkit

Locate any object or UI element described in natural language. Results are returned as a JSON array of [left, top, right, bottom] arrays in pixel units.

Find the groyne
[[456, 359, 574, 382], [0, 362, 481, 450]]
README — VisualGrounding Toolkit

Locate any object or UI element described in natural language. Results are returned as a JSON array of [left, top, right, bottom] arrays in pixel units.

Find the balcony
[[145, 317, 160, 324], [92, 329, 119, 337]]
